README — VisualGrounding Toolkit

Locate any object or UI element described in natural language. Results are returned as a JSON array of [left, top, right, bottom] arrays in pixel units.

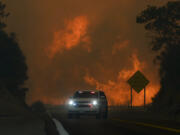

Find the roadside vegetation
[[0, 1, 28, 106], [137, 1, 180, 114]]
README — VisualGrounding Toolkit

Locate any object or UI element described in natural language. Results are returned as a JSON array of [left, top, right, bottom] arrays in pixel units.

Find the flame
[[84, 53, 160, 106], [47, 16, 90, 58]]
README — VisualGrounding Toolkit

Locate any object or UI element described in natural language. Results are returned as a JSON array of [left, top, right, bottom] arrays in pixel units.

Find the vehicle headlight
[[68, 100, 76, 106], [92, 100, 98, 105]]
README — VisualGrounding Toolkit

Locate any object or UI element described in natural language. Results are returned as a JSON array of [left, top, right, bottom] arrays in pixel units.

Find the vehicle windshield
[[74, 91, 98, 98]]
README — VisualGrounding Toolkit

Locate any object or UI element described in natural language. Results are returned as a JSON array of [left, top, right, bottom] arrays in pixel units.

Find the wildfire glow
[[112, 40, 129, 55], [84, 53, 160, 106], [47, 16, 90, 58], [29, 88, 65, 105]]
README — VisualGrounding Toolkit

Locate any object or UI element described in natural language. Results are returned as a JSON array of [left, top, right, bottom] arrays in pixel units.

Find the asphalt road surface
[[52, 107, 180, 135]]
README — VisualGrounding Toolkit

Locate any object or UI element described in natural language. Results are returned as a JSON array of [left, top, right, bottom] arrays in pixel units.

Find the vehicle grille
[[77, 105, 90, 108], [76, 101, 90, 104]]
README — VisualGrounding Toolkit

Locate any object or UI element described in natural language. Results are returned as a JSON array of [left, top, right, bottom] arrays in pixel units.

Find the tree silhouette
[[0, 1, 28, 102], [0, 2, 9, 29], [136, 1, 180, 110], [31, 101, 46, 113]]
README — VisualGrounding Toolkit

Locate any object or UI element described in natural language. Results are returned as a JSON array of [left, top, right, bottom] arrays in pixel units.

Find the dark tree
[[0, 1, 28, 102], [31, 101, 46, 113], [0, 2, 9, 29], [136, 1, 180, 111]]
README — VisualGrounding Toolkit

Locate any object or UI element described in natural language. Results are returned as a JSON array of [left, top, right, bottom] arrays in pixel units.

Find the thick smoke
[[4, 0, 170, 105]]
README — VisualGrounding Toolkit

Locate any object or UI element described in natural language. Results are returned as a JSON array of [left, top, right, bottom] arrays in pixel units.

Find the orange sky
[[4, 0, 170, 106]]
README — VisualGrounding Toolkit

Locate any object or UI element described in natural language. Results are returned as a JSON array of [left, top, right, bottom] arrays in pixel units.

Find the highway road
[[52, 107, 180, 135]]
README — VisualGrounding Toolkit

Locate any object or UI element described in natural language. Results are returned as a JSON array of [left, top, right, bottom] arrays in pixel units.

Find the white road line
[[52, 118, 69, 135]]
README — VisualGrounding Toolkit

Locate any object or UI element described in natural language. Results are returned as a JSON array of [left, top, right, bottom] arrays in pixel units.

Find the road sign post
[[144, 87, 146, 109], [127, 71, 149, 109], [131, 87, 132, 108]]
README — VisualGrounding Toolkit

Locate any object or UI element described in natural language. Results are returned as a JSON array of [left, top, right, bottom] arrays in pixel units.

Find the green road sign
[[127, 71, 149, 93]]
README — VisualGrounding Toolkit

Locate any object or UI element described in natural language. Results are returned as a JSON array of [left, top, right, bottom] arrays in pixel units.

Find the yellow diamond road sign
[[127, 71, 149, 93]]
